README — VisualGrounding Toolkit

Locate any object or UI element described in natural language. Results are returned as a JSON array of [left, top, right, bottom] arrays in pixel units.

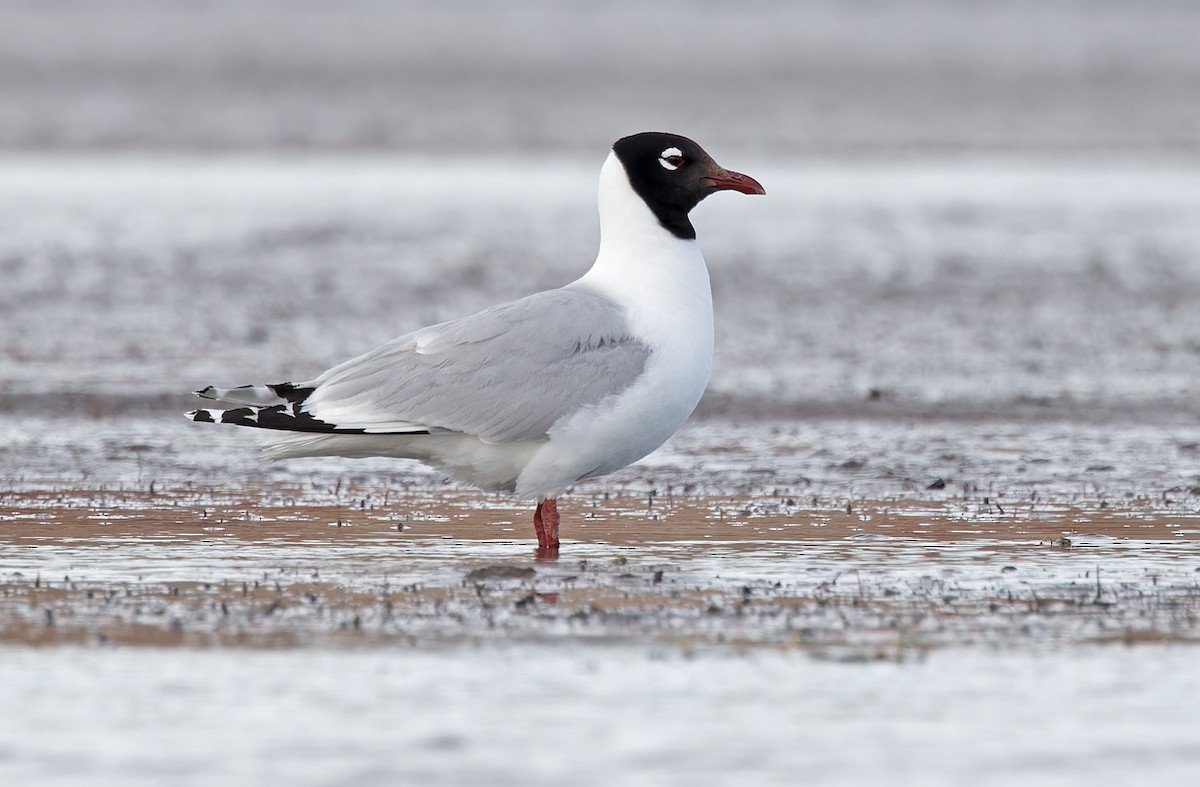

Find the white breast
[[514, 152, 714, 499]]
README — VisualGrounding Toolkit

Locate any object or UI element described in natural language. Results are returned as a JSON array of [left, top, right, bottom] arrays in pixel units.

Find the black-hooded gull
[[189, 132, 764, 555]]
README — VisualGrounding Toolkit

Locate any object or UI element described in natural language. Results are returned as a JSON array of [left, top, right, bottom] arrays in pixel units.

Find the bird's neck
[[583, 152, 709, 299]]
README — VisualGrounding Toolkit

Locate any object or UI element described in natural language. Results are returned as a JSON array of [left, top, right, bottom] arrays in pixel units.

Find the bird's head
[[610, 132, 765, 240]]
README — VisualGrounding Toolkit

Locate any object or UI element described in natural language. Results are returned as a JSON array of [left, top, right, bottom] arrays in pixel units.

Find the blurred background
[[2, 0, 1198, 155], [2, 0, 1200, 495]]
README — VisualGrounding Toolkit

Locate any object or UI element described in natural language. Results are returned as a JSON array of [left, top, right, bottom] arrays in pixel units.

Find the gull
[[189, 132, 764, 554]]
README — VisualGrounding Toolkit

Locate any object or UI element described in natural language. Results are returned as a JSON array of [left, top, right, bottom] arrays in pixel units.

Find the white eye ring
[[658, 147, 684, 170]]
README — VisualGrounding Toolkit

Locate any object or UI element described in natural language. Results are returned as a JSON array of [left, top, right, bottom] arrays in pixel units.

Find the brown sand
[[6, 487, 1200, 544]]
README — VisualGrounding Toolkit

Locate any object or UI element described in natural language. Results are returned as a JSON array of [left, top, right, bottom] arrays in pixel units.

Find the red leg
[[533, 501, 546, 545], [533, 498, 560, 559], [542, 499, 559, 546]]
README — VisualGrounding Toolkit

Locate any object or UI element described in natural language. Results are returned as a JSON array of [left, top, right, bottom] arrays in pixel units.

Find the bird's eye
[[658, 147, 685, 171]]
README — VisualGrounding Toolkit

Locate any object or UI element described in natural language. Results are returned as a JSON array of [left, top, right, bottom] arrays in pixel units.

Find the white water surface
[[1, 644, 1197, 787]]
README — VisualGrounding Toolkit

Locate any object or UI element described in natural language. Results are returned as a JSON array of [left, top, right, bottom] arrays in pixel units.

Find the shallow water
[[3, 155, 1200, 657], [4, 489, 1200, 786], [2, 156, 1200, 506], [3, 488, 1198, 651], [2, 644, 1198, 787], [4, 156, 1200, 417]]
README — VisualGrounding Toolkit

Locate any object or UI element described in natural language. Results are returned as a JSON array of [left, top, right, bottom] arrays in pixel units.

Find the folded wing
[[191, 286, 652, 444]]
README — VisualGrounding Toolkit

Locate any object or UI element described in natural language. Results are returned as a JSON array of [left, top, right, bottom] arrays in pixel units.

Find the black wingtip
[[268, 383, 316, 404]]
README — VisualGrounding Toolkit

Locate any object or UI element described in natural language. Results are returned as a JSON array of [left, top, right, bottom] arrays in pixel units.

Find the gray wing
[[300, 286, 651, 443]]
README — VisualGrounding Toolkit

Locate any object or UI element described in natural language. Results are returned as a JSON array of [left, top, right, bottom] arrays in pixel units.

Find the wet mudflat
[[3, 486, 1199, 653], [2, 486, 1200, 787], [2, 152, 1200, 784]]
